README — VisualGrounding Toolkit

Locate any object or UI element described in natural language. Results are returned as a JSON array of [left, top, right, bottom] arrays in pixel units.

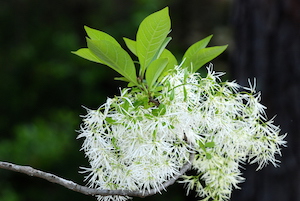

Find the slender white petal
[[78, 65, 286, 201]]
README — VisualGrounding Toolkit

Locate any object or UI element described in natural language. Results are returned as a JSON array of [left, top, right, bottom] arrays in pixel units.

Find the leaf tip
[[84, 25, 90, 33]]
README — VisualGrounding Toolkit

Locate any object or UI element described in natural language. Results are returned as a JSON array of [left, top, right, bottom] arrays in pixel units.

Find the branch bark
[[0, 153, 194, 198]]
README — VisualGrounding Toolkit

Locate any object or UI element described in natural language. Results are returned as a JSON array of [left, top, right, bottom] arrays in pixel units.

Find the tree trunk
[[231, 0, 300, 200]]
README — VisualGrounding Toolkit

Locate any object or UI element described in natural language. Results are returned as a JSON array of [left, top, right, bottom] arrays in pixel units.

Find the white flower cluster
[[78, 65, 286, 201]]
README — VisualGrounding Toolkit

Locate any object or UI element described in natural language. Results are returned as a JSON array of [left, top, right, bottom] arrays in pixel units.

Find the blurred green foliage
[[0, 0, 231, 200]]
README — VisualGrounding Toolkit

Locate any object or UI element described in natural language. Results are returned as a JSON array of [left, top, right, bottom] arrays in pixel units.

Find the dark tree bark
[[231, 0, 300, 200]]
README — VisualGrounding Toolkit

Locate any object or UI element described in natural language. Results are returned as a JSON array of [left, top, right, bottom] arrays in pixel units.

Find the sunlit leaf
[[123, 37, 137, 56], [136, 7, 171, 77], [189, 45, 228, 72], [152, 103, 166, 116], [183, 86, 187, 101], [206, 153, 212, 159], [105, 117, 116, 124], [114, 77, 129, 82], [72, 48, 104, 63], [182, 35, 212, 68], [146, 58, 168, 90], [158, 49, 177, 81], [87, 39, 138, 85], [153, 37, 172, 61], [170, 88, 175, 101], [205, 141, 215, 148], [160, 49, 177, 70], [84, 26, 121, 47]]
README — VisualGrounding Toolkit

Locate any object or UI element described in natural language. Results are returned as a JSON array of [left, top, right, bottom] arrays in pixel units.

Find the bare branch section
[[0, 153, 194, 198]]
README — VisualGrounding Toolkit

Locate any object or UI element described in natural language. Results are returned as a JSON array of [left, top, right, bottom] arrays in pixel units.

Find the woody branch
[[0, 152, 194, 198]]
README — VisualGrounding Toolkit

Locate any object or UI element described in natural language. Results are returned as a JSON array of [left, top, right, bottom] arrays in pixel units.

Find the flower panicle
[[79, 65, 286, 201]]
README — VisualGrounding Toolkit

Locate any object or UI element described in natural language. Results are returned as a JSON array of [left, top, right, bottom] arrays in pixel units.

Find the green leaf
[[123, 37, 173, 66], [84, 26, 121, 47], [105, 117, 117, 124], [170, 88, 175, 101], [183, 86, 187, 101], [87, 39, 138, 85], [153, 36, 172, 60], [121, 98, 130, 112], [146, 58, 168, 90], [111, 137, 119, 150], [160, 49, 177, 68], [204, 141, 215, 148], [158, 49, 177, 81], [189, 45, 228, 72], [153, 86, 163, 92], [158, 103, 166, 115], [152, 103, 167, 116], [123, 37, 137, 56], [127, 82, 136, 87], [182, 35, 213, 68], [72, 48, 104, 63], [198, 140, 205, 150], [136, 7, 171, 77], [206, 152, 212, 159], [183, 67, 189, 82], [123, 37, 172, 60], [114, 77, 129, 82]]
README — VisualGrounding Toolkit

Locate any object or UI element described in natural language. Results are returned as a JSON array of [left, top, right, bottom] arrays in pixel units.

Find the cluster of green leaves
[[73, 7, 227, 97]]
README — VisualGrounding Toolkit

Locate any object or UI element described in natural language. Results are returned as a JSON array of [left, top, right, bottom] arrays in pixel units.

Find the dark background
[[0, 0, 299, 200]]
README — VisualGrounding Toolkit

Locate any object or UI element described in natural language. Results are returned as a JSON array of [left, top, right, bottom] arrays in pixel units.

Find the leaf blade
[[87, 39, 138, 85], [182, 35, 213, 67], [72, 48, 104, 63], [136, 7, 171, 77], [157, 49, 177, 82], [190, 45, 228, 72], [146, 58, 168, 91], [84, 26, 121, 47], [160, 49, 177, 72], [123, 37, 137, 56], [153, 36, 172, 61]]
